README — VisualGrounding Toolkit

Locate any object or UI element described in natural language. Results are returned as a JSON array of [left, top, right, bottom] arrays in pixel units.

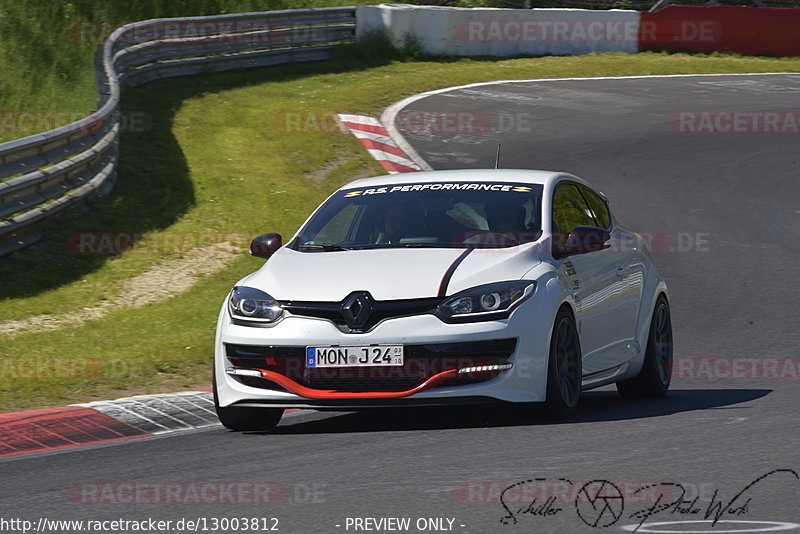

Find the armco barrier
[[640, 5, 800, 56], [356, 5, 641, 57], [0, 7, 356, 257]]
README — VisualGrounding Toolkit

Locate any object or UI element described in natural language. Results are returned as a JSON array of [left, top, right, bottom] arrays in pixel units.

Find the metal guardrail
[[0, 7, 357, 256]]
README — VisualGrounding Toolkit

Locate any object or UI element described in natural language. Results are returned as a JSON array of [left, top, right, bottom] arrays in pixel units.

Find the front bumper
[[214, 299, 550, 408]]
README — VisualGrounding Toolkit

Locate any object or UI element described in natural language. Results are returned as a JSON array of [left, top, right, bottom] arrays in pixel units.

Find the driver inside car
[[486, 203, 526, 233], [462, 202, 528, 247], [374, 205, 410, 244]]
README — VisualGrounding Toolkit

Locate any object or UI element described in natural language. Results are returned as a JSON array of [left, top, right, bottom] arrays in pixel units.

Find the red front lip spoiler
[[230, 367, 460, 399]]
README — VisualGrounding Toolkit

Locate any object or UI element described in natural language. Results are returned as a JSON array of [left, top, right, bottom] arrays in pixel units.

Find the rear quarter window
[[579, 185, 611, 230]]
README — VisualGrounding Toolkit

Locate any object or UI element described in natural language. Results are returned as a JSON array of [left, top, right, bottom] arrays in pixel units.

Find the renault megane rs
[[214, 169, 672, 430]]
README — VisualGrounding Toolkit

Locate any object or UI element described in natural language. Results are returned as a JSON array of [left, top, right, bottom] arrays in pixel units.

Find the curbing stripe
[[1, 391, 308, 458], [173, 392, 217, 414], [357, 138, 410, 159], [340, 121, 388, 136], [338, 114, 382, 127], [381, 160, 421, 174], [160, 394, 219, 424], [364, 148, 419, 168], [0, 391, 220, 458], [128, 395, 213, 428], [337, 113, 421, 174], [341, 128, 396, 146], [76, 402, 178, 434], [76, 393, 219, 434], [0, 407, 147, 458]]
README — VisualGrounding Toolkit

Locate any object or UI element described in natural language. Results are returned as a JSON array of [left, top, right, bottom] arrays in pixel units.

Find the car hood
[[240, 245, 542, 301]]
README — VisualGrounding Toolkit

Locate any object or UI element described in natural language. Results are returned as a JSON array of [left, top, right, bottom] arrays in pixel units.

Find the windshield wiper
[[297, 243, 353, 252], [393, 243, 456, 248], [298, 242, 461, 251], [349, 243, 458, 249]]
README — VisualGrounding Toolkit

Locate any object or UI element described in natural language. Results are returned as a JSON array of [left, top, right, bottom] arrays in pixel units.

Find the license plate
[[306, 345, 404, 368]]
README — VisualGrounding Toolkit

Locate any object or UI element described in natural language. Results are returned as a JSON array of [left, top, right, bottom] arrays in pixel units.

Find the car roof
[[340, 169, 567, 190]]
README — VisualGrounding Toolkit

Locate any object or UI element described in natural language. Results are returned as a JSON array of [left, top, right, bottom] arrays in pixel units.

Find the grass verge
[[2, 50, 800, 411]]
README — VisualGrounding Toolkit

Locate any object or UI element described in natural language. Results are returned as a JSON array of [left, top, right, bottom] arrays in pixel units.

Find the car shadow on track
[[255, 388, 771, 434]]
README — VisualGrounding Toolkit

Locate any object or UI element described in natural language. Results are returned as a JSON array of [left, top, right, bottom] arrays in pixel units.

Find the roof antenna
[[494, 144, 501, 169]]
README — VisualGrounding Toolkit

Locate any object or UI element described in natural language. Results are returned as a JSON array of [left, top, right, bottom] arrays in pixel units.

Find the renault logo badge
[[341, 292, 374, 330]]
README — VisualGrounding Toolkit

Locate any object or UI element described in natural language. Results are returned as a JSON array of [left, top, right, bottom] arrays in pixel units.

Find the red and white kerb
[[337, 114, 421, 174]]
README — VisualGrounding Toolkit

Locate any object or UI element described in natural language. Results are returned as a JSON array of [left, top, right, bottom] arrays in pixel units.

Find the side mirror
[[559, 226, 611, 257], [249, 233, 282, 259]]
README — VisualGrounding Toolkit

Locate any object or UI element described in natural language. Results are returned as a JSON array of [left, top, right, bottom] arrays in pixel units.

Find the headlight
[[228, 286, 283, 324], [438, 281, 535, 322]]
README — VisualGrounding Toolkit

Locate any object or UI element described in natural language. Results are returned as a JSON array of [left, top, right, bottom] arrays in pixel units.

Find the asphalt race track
[[2, 74, 799, 534]]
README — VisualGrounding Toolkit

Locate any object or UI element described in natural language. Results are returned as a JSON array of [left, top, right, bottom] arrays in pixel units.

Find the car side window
[[579, 185, 611, 230], [552, 184, 595, 252]]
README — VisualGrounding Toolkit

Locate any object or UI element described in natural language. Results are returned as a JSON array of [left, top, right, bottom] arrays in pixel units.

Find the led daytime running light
[[457, 363, 513, 374]]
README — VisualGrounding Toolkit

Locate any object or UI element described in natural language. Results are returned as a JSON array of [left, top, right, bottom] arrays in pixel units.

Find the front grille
[[280, 297, 442, 332], [225, 338, 516, 392]]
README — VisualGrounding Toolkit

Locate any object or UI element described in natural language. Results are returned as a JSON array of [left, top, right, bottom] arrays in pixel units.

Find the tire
[[617, 294, 673, 398], [213, 367, 284, 431], [544, 306, 582, 419]]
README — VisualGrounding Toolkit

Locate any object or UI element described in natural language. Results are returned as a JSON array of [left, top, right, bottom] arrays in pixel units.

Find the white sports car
[[214, 169, 672, 430]]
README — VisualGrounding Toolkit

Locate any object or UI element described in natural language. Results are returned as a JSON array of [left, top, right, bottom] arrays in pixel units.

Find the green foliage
[[334, 30, 429, 64], [401, 34, 427, 61], [0, 0, 382, 142]]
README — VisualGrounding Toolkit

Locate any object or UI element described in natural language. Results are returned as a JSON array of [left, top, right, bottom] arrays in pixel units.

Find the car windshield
[[291, 181, 544, 251]]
